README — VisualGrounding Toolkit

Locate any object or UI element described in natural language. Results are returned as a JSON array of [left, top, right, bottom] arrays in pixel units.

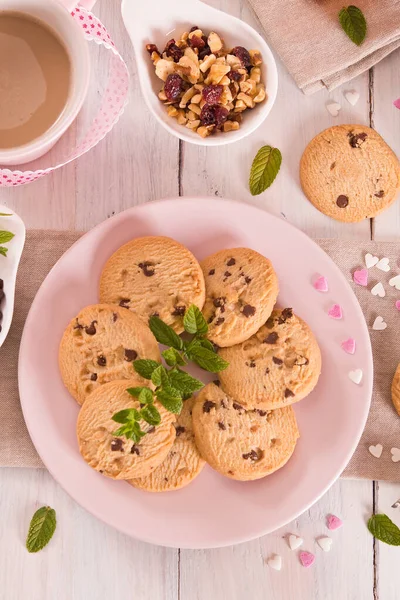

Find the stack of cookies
[[59, 236, 321, 492]]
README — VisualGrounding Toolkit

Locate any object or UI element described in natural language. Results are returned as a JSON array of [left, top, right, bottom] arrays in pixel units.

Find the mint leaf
[[140, 404, 161, 426], [339, 5, 367, 46], [183, 305, 208, 336], [133, 359, 160, 380], [0, 230, 14, 244], [127, 387, 148, 398], [367, 514, 400, 546], [197, 338, 215, 352], [26, 506, 56, 553], [249, 146, 282, 196], [112, 408, 138, 423], [168, 369, 204, 395], [156, 389, 183, 414], [162, 347, 186, 367], [138, 387, 154, 405], [149, 315, 183, 350], [188, 345, 229, 373], [151, 364, 167, 387], [0, 247, 8, 257]]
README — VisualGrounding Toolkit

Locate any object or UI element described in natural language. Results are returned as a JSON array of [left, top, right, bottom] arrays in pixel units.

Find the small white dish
[[121, 0, 278, 146], [0, 206, 26, 347]]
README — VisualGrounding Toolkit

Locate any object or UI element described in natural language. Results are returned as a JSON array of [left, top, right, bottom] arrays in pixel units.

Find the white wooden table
[[1, 1, 400, 598]]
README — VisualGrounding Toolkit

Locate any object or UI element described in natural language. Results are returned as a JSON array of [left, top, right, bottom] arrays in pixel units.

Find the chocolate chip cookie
[[77, 379, 176, 480], [59, 304, 161, 405], [218, 308, 321, 410], [129, 396, 205, 492], [300, 125, 400, 222], [201, 248, 279, 347], [392, 363, 400, 416], [99, 236, 205, 333], [192, 383, 299, 481]]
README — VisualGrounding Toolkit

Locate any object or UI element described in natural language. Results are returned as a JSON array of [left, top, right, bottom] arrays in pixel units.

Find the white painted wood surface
[[0, 0, 399, 598]]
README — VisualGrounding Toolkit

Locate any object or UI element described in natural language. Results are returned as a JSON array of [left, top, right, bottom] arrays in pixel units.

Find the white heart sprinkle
[[369, 444, 383, 459], [326, 101, 341, 117], [349, 369, 363, 385], [365, 253, 379, 269], [376, 257, 390, 272], [317, 537, 333, 552], [267, 554, 282, 571], [344, 90, 360, 106], [288, 534, 303, 550], [389, 275, 400, 291], [372, 316, 387, 331], [391, 448, 400, 463], [371, 282, 386, 298]]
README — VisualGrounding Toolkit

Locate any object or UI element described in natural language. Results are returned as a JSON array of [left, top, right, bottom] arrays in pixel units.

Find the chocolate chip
[[130, 445, 140, 455], [336, 195, 349, 208], [374, 190, 384, 198], [215, 317, 225, 325], [265, 368, 270, 375], [119, 299, 130, 308], [85, 321, 97, 335], [233, 402, 243, 411], [208, 269, 215, 275], [284, 388, 295, 398], [264, 332, 278, 344], [164, 477, 169, 482], [175, 425, 186, 437], [147, 426, 155, 434], [213, 379, 221, 387], [246, 360, 256, 368], [265, 317, 275, 329], [97, 355, 106, 366], [348, 131, 367, 148], [124, 349, 138, 362], [244, 276, 252, 284], [203, 400, 216, 413], [213, 297, 226, 311], [111, 438, 123, 451], [74, 320, 84, 330], [172, 305, 186, 316], [223, 271, 232, 278], [112, 313, 118, 322], [228, 470, 234, 475], [272, 357, 283, 365], [255, 409, 267, 417], [242, 450, 259, 461], [277, 308, 293, 324], [90, 373, 98, 381], [218, 421, 226, 430], [242, 305, 256, 318], [220, 398, 227, 408], [227, 258, 236, 266], [138, 261, 155, 277]]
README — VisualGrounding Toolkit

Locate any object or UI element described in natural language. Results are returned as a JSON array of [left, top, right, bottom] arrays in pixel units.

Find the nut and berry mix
[[146, 27, 267, 138]]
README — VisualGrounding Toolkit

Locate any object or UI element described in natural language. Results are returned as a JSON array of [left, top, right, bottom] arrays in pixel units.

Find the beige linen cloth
[[1, 232, 400, 481], [247, 0, 400, 93]]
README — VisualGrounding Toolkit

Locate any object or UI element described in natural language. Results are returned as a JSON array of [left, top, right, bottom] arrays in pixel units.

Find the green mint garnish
[[0, 246, 8, 257], [249, 146, 282, 196], [186, 345, 229, 373], [149, 315, 184, 350], [132, 359, 160, 380], [339, 6, 367, 46], [367, 514, 400, 546], [26, 506, 57, 553], [183, 304, 208, 335]]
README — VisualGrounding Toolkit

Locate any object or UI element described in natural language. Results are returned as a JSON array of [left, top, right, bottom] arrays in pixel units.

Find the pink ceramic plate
[[19, 198, 373, 549]]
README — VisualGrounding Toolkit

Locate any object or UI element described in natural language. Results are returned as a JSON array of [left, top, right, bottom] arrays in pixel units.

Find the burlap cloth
[[247, 0, 400, 94], [1, 231, 400, 480]]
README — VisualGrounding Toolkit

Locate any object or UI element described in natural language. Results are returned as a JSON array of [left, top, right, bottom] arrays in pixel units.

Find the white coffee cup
[[0, 0, 96, 166]]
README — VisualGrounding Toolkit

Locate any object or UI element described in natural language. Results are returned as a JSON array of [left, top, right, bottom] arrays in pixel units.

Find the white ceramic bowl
[[122, 0, 278, 146]]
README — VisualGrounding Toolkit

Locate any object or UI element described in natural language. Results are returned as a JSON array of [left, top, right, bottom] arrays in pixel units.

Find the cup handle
[[60, 0, 97, 12]]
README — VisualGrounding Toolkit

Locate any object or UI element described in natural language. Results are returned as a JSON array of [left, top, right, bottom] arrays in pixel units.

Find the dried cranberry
[[190, 25, 199, 33], [164, 74, 184, 102], [198, 45, 211, 60], [202, 84, 223, 105], [164, 39, 183, 62], [231, 46, 252, 70], [200, 104, 229, 127], [227, 70, 243, 82], [146, 43, 160, 55], [189, 35, 206, 50]]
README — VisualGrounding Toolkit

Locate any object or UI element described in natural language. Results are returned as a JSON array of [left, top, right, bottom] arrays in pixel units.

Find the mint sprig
[[249, 145, 282, 196], [26, 506, 57, 553], [339, 6, 367, 46], [367, 514, 400, 546], [0, 229, 14, 257]]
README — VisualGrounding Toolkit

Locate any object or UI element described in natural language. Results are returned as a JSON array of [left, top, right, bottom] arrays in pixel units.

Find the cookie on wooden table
[[392, 363, 400, 416], [218, 308, 321, 410], [77, 379, 176, 480], [200, 247, 279, 347], [192, 383, 299, 481], [99, 236, 205, 333], [129, 396, 205, 492], [59, 304, 161, 405], [300, 125, 400, 222]]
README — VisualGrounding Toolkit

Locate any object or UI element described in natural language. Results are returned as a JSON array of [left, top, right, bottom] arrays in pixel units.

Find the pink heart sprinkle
[[353, 269, 368, 287], [396, 300, 400, 311], [299, 551, 315, 568], [327, 514, 343, 530], [314, 276, 328, 292], [341, 338, 356, 355], [328, 304, 343, 319], [394, 98, 400, 110]]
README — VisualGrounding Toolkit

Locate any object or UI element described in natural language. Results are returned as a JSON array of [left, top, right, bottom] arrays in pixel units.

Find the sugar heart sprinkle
[[344, 90, 359, 106], [369, 444, 383, 459], [267, 554, 282, 571], [299, 551, 315, 568], [288, 534, 303, 550], [365, 253, 379, 269], [326, 102, 341, 117], [327, 514, 343, 530], [371, 282, 386, 298], [396, 300, 400, 311], [349, 369, 363, 384], [391, 448, 400, 463], [353, 269, 368, 287], [317, 537, 333, 552], [389, 275, 400, 291], [341, 338, 356, 355], [314, 276, 328, 292], [376, 257, 390, 272], [394, 98, 400, 110], [328, 304, 343, 319], [372, 316, 387, 331]]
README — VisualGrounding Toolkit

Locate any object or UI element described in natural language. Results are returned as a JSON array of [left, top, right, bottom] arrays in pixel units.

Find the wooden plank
[[373, 481, 400, 600]]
